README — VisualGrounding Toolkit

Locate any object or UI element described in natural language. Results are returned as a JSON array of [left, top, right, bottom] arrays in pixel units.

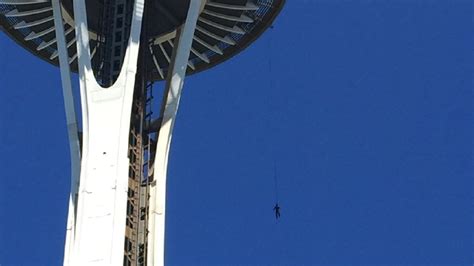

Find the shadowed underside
[[0, 0, 284, 81]]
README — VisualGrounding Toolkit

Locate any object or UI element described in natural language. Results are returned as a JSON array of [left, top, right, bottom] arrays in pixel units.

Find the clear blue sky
[[0, 1, 472, 265]]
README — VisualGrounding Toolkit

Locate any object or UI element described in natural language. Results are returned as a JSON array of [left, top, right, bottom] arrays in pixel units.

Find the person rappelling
[[273, 203, 281, 219]]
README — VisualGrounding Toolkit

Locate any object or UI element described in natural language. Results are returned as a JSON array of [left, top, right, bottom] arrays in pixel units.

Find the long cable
[[273, 160, 279, 204], [267, 27, 279, 206]]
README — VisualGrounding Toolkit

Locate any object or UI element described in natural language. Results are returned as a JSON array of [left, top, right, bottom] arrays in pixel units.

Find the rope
[[273, 160, 279, 204], [267, 27, 279, 206]]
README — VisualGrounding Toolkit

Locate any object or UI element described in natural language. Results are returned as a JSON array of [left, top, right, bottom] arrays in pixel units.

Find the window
[[127, 188, 134, 198], [114, 45, 121, 57], [127, 201, 134, 215], [116, 17, 123, 28], [115, 31, 122, 42], [124, 237, 132, 252], [113, 60, 121, 71], [117, 4, 124, 14]]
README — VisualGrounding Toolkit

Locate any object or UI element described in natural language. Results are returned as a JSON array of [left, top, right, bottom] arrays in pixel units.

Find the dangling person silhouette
[[273, 203, 281, 219]]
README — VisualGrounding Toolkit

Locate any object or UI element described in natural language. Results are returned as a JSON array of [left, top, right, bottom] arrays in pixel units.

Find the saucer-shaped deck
[[0, 0, 284, 81]]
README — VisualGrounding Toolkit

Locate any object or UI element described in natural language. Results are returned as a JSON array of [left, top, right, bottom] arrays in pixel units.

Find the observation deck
[[0, 0, 285, 81]]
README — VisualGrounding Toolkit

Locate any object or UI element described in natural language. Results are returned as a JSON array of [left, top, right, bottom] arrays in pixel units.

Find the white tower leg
[[70, 0, 145, 264], [51, 1, 81, 265], [147, 0, 203, 265]]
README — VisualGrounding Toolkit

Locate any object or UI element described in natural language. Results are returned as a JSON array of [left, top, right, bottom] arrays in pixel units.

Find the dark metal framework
[[126, 75, 155, 266], [93, 0, 134, 86]]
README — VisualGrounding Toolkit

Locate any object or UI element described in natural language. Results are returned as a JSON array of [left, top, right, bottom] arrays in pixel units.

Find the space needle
[[0, 0, 284, 265]]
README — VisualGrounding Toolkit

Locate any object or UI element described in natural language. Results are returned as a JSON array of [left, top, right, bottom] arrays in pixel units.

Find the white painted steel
[[13, 16, 53, 29], [202, 9, 254, 23], [0, 0, 48, 4], [159, 43, 171, 62], [193, 35, 223, 55], [150, 45, 165, 79], [191, 46, 210, 63], [6, 6, 52, 17], [198, 17, 245, 34], [25, 25, 57, 40], [147, 0, 203, 265], [196, 25, 236, 45], [165, 39, 196, 71], [52, 1, 80, 265], [207, 0, 259, 11], [37, 26, 74, 51], [69, 44, 96, 65], [50, 36, 75, 59], [70, 0, 144, 264]]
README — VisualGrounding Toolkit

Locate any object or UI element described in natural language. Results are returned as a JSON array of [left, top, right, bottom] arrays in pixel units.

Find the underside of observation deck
[[0, 0, 285, 82]]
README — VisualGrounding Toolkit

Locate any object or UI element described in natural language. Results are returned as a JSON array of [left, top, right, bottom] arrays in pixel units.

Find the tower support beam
[[51, 1, 80, 265], [147, 0, 203, 265], [69, 0, 145, 264]]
